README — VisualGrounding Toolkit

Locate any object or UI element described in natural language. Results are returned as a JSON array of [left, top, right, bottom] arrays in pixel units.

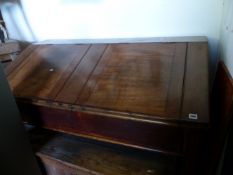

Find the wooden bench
[[26, 125, 179, 175]]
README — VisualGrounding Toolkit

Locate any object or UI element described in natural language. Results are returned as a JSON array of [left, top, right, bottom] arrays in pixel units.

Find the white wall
[[0, 0, 223, 62], [220, 0, 233, 76]]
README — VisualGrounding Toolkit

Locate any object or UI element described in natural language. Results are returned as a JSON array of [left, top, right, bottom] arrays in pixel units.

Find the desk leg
[[182, 128, 209, 175]]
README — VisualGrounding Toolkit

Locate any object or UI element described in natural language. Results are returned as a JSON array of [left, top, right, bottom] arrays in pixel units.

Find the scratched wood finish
[[7, 44, 90, 99], [6, 42, 209, 122], [7, 41, 209, 153], [55, 44, 107, 103], [27, 126, 179, 175], [8, 43, 188, 120], [77, 43, 186, 118], [6, 41, 210, 175]]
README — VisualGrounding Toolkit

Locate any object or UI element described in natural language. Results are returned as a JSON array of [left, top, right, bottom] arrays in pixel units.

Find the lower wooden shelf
[[26, 125, 180, 175]]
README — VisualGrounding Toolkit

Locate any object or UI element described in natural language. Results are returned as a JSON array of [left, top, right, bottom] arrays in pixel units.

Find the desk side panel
[[181, 42, 209, 123], [18, 101, 185, 156]]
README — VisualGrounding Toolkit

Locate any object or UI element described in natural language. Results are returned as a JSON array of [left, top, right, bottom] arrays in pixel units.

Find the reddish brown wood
[[208, 61, 233, 174], [181, 42, 209, 123], [182, 127, 209, 175], [8, 44, 90, 99], [77, 43, 186, 119], [181, 61, 233, 175], [7, 42, 209, 124], [47, 45, 91, 100], [5, 44, 37, 76], [6, 41, 210, 174], [20, 102, 184, 155], [55, 44, 107, 103], [27, 127, 179, 175]]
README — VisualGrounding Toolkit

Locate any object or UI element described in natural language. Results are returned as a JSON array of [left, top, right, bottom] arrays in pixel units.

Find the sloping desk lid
[[6, 42, 209, 124]]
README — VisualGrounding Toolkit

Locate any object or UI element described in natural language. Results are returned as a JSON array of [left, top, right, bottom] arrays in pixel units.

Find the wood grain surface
[[6, 42, 209, 123], [181, 42, 209, 123], [55, 44, 107, 103], [27, 126, 179, 175], [19, 103, 184, 155], [77, 43, 186, 119], [6, 41, 210, 175]]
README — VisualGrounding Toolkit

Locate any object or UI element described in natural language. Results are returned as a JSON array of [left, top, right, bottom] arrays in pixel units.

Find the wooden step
[[26, 125, 180, 175]]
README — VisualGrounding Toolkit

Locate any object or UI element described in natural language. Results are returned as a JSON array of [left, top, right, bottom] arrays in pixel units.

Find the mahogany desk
[[5, 41, 209, 174]]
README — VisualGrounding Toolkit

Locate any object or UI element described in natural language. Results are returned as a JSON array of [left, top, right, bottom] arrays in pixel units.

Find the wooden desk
[[5, 41, 210, 174]]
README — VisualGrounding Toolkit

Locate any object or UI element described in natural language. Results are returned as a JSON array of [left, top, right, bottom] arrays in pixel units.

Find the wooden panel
[[55, 44, 107, 103], [8, 44, 90, 100], [181, 42, 209, 123], [5, 44, 37, 76], [47, 45, 92, 100], [78, 43, 186, 119], [166, 43, 187, 116], [6, 42, 210, 123], [27, 127, 179, 175], [7, 45, 47, 82], [19, 102, 184, 155]]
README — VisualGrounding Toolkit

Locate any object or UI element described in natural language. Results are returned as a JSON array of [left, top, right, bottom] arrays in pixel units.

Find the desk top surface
[[6, 42, 209, 124]]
